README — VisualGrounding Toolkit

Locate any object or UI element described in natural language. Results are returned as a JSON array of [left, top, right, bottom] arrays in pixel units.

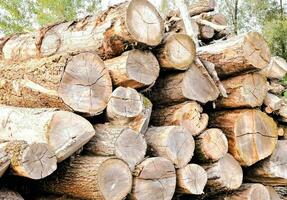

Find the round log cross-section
[[210, 109, 278, 166], [155, 33, 196, 70], [104, 49, 160, 89], [0, 52, 112, 116]]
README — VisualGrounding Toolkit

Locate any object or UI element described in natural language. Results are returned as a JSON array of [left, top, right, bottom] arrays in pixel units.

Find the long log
[[209, 109, 278, 166], [195, 128, 228, 162], [202, 154, 243, 191], [245, 140, 287, 185], [104, 49, 160, 89], [198, 32, 271, 78], [145, 126, 195, 168], [84, 123, 147, 171], [176, 164, 207, 195], [154, 33, 196, 70], [39, 156, 132, 200], [130, 157, 176, 200], [215, 73, 268, 108], [212, 184, 270, 200], [151, 101, 208, 136], [106, 87, 143, 124], [3, 141, 57, 180], [147, 58, 219, 105], [0, 0, 164, 62], [0, 188, 24, 200], [260, 56, 287, 80], [0, 106, 95, 162], [0, 52, 112, 115]]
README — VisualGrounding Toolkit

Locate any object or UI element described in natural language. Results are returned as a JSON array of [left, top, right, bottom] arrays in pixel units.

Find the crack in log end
[[126, 0, 164, 46], [58, 52, 112, 115]]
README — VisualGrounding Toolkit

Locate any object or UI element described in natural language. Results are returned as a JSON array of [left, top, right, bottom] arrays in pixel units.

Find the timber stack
[[0, 0, 286, 199]]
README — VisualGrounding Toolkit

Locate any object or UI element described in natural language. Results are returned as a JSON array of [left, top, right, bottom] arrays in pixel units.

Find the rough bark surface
[[147, 58, 219, 105], [210, 109, 278, 166], [104, 49, 160, 89], [84, 123, 147, 171], [176, 164, 207, 195], [0, 188, 24, 200], [195, 128, 228, 162], [0, 52, 112, 115], [0, 0, 164, 62], [39, 156, 132, 200], [198, 32, 271, 78], [151, 101, 208, 136], [202, 154, 243, 191], [215, 73, 268, 108], [145, 126, 195, 168], [130, 157, 176, 200], [0, 106, 95, 162]]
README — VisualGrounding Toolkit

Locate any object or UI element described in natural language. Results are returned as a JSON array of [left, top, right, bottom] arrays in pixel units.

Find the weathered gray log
[[147, 58, 219, 105], [0, 0, 164, 62], [215, 73, 268, 108], [198, 32, 271, 78], [0, 52, 112, 115], [145, 126, 195, 168], [39, 156, 132, 200], [104, 49, 160, 89], [3, 141, 57, 179], [130, 157, 176, 200], [202, 154, 243, 191], [195, 128, 228, 162], [210, 109, 278, 166], [151, 101, 208, 136], [0, 106, 95, 162], [84, 123, 147, 171], [176, 164, 207, 195], [155, 33, 196, 70], [268, 80, 285, 95], [246, 140, 287, 185], [264, 92, 284, 113], [260, 56, 287, 80]]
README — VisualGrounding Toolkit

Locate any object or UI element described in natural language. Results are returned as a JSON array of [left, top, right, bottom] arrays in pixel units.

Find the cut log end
[[126, 49, 160, 87], [243, 32, 271, 70], [126, 0, 164, 46], [195, 128, 228, 162], [49, 111, 95, 162], [98, 158, 133, 200], [158, 34, 196, 70], [200, 25, 215, 40], [107, 87, 143, 123], [176, 164, 207, 195], [58, 52, 112, 115]]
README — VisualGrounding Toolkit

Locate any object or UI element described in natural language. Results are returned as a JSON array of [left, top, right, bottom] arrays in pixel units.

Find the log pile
[[0, 0, 286, 199]]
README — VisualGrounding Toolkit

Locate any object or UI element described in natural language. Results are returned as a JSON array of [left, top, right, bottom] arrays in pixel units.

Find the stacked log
[[0, 0, 286, 199]]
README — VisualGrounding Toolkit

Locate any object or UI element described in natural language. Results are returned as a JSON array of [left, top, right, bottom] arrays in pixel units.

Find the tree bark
[[198, 32, 271, 78], [0, 106, 95, 162], [260, 56, 287, 80], [154, 33, 196, 70], [215, 73, 268, 108], [145, 126, 195, 168], [202, 154, 243, 191], [130, 157, 176, 200], [209, 109, 278, 166], [0, 188, 24, 200], [195, 128, 228, 162], [38, 156, 132, 200], [176, 164, 207, 195], [84, 123, 147, 171], [0, 0, 164, 62], [245, 140, 287, 185], [151, 101, 208, 136], [147, 58, 219, 105], [2, 141, 57, 180], [106, 87, 143, 124], [104, 49, 160, 89], [0, 52, 112, 116], [212, 184, 270, 200]]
